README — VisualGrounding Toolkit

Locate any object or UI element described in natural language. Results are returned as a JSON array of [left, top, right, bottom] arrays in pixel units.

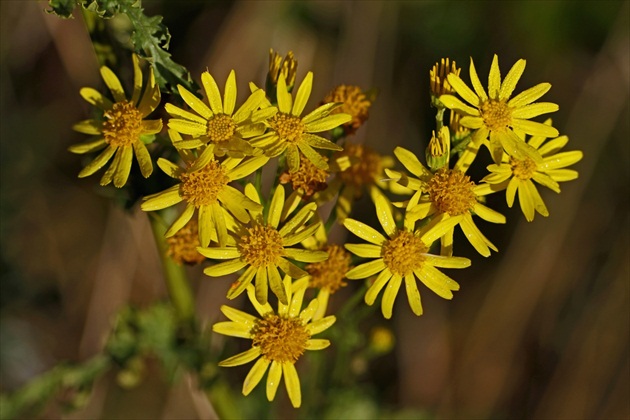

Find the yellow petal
[[233, 89, 266, 123], [488, 54, 501, 99], [132, 141, 153, 178], [268, 265, 287, 306], [72, 119, 102, 135], [141, 186, 183, 211], [499, 58, 526, 100], [268, 184, 285, 228], [178, 85, 212, 119], [284, 248, 328, 263], [305, 338, 331, 350], [168, 119, 207, 136], [423, 254, 470, 269], [343, 218, 387, 246], [371, 188, 396, 237], [254, 266, 268, 305], [304, 113, 351, 133], [276, 74, 292, 114], [305, 315, 336, 335], [243, 358, 269, 396], [292, 71, 312, 117], [201, 72, 223, 115], [345, 259, 386, 280], [511, 102, 559, 119], [204, 258, 247, 277], [266, 361, 283, 402], [165, 103, 207, 125], [297, 142, 328, 171], [509, 82, 552, 108], [447, 73, 480, 107], [344, 243, 382, 258], [277, 258, 307, 279], [212, 321, 252, 339], [381, 274, 402, 319], [130, 54, 143, 105], [100, 66, 126, 102], [165, 204, 194, 237], [198, 247, 241, 260], [218, 347, 261, 367], [302, 133, 343, 151], [223, 70, 237, 115], [473, 202, 506, 224], [283, 363, 302, 408], [365, 268, 393, 305], [438, 95, 480, 116], [469, 58, 488, 101], [415, 265, 458, 299], [68, 138, 107, 154], [404, 274, 423, 316], [459, 213, 496, 256], [80, 87, 112, 110], [228, 267, 257, 302], [77, 145, 117, 177], [113, 146, 133, 188]]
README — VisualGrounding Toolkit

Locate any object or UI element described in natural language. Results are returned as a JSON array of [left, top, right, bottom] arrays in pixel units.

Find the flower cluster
[[69, 51, 581, 408]]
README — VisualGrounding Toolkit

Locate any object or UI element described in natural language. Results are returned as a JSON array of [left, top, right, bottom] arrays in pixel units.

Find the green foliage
[[47, 0, 195, 94]]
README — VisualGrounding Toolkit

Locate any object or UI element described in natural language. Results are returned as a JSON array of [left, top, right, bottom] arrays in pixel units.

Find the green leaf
[[46, 0, 79, 18]]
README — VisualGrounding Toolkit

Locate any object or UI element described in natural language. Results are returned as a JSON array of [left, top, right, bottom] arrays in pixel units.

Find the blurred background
[[1, 1, 628, 419]]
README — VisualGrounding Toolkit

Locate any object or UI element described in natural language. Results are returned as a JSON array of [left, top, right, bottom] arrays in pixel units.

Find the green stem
[[435, 107, 445, 131], [148, 211, 195, 322]]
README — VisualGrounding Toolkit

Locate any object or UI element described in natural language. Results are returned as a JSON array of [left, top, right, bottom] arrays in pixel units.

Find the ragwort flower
[[481, 119, 583, 221], [343, 191, 470, 319], [440, 54, 559, 168], [70, 55, 162, 188], [386, 147, 506, 257], [213, 278, 335, 408], [166, 70, 268, 163], [141, 131, 268, 247], [250, 72, 351, 173], [198, 185, 327, 305]]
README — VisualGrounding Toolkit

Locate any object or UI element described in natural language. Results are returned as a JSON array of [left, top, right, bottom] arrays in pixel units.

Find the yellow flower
[[430, 57, 461, 98], [213, 278, 335, 408], [321, 84, 372, 135], [481, 119, 583, 221], [250, 72, 351, 173], [69, 55, 162, 188], [387, 147, 506, 256], [440, 54, 559, 169], [141, 131, 268, 247], [319, 142, 396, 221], [279, 152, 329, 199], [267, 49, 298, 92], [198, 185, 327, 305], [166, 218, 206, 265], [343, 191, 470, 319], [166, 70, 269, 161], [306, 244, 352, 320]]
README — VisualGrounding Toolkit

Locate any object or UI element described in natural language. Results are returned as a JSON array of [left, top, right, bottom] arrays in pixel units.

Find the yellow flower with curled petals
[[343, 191, 470, 319], [386, 147, 506, 257], [166, 70, 269, 163], [213, 278, 335, 408], [140, 131, 268, 247], [440, 54, 559, 170], [250, 72, 351, 173], [481, 119, 583, 221], [198, 184, 327, 305], [69, 55, 162, 188]]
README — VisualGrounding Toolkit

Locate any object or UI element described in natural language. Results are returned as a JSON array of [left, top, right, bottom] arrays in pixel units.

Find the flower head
[[166, 70, 268, 159], [212, 278, 336, 408], [166, 218, 206, 265], [141, 131, 268, 247], [481, 119, 583, 221], [250, 72, 351, 173], [198, 185, 327, 305], [343, 190, 470, 319], [430, 58, 461, 98], [69, 55, 162, 187], [319, 142, 395, 220], [267, 49, 298, 92], [321, 84, 372, 135], [306, 244, 352, 320], [386, 147, 506, 257], [279, 153, 329, 198], [440, 54, 559, 168]]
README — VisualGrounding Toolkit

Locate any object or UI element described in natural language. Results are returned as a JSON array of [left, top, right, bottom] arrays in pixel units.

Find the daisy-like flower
[[321, 84, 372, 135], [481, 120, 583, 221], [343, 190, 471, 319], [306, 244, 352, 320], [69, 55, 162, 188], [440, 54, 559, 169], [140, 131, 268, 247], [166, 70, 269, 164], [250, 72, 351, 173], [386, 147, 506, 257], [318, 142, 397, 221], [213, 278, 336, 408], [198, 184, 327, 305], [279, 152, 329, 199]]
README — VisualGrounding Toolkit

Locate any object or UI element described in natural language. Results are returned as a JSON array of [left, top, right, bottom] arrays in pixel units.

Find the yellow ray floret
[[69, 55, 162, 188]]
